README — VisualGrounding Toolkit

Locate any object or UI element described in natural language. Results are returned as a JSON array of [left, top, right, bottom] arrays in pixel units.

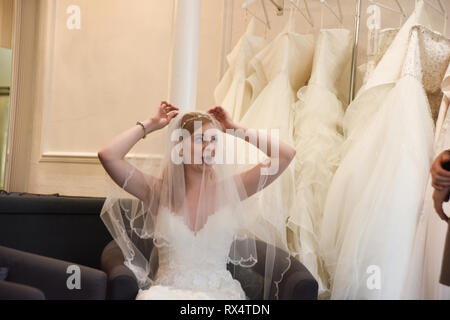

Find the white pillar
[[168, 0, 201, 111]]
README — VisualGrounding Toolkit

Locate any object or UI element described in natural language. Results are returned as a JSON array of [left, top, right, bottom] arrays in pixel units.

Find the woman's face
[[184, 122, 217, 172]]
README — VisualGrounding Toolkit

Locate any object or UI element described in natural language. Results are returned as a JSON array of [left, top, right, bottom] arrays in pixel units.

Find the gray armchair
[[101, 239, 318, 300], [0, 245, 107, 300]]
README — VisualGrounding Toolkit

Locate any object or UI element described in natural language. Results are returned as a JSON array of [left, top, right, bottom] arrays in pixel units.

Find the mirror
[[0, 0, 13, 189]]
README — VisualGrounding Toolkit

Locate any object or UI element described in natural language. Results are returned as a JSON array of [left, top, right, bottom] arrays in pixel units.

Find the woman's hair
[[180, 112, 212, 134], [159, 111, 216, 212]]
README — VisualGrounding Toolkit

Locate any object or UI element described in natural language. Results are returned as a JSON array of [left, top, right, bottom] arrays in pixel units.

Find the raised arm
[[207, 106, 296, 200], [98, 101, 179, 204]]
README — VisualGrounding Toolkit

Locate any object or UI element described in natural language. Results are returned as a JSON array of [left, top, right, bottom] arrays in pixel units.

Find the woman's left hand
[[432, 187, 450, 222], [207, 106, 235, 131]]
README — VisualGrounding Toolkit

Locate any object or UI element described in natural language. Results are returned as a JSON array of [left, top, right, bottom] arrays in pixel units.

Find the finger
[[434, 170, 450, 179], [433, 191, 450, 221], [434, 197, 447, 221], [166, 105, 179, 112], [432, 182, 444, 191], [433, 176, 450, 187], [167, 103, 179, 109], [435, 166, 450, 178], [441, 151, 450, 163], [168, 111, 178, 120], [432, 169, 450, 181], [433, 174, 450, 183]]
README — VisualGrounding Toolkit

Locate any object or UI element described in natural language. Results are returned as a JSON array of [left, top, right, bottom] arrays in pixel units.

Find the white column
[[168, 0, 201, 111]]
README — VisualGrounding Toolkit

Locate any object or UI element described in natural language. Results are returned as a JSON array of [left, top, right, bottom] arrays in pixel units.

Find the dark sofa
[[0, 190, 318, 300]]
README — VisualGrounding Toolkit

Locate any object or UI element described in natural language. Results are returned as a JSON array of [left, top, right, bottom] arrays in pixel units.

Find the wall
[[9, 0, 225, 196], [0, 0, 13, 49], [7, 0, 450, 197]]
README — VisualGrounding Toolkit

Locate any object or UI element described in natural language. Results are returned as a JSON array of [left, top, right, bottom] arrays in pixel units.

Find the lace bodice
[[362, 28, 400, 85], [373, 28, 400, 66], [401, 25, 450, 122], [150, 206, 246, 299]]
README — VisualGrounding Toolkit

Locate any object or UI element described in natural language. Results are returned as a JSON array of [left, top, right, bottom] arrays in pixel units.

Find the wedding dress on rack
[[214, 18, 267, 122], [403, 63, 450, 300], [239, 17, 315, 254], [356, 27, 399, 94], [291, 28, 353, 297], [320, 0, 450, 299]]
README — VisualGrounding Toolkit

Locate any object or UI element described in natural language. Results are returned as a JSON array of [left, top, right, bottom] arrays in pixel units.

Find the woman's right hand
[[149, 101, 179, 131], [431, 150, 450, 190]]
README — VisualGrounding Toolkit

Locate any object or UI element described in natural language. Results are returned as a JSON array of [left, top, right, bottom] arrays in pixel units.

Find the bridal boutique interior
[[0, 0, 450, 301]]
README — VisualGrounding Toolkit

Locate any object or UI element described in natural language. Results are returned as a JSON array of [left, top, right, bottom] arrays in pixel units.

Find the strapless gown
[[135, 206, 247, 300], [320, 0, 450, 299]]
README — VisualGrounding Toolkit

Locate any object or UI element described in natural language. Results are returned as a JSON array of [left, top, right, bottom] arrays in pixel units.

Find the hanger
[[438, 0, 447, 15], [289, 0, 315, 27], [268, 0, 284, 16], [369, 0, 407, 17], [423, 0, 448, 37], [423, 0, 446, 16], [242, 0, 271, 29], [318, 0, 344, 25]]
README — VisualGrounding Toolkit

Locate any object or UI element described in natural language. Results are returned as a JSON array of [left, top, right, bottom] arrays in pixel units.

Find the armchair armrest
[[279, 270, 319, 300], [0, 280, 45, 300], [101, 240, 139, 300], [0, 245, 106, 300], [251, 239, 319, 300]]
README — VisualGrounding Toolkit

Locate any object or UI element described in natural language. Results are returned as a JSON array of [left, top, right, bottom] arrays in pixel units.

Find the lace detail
[[374, 28, 400, 64], [137, 206, 247, 300], [363, 28, 400, 84], [417, 26, 450, 93], [401, 25, 450, 123]]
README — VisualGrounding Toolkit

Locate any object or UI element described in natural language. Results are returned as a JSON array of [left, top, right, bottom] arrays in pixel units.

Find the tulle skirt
[[320, 75, 435, 299], [291, 84, 345, 297]]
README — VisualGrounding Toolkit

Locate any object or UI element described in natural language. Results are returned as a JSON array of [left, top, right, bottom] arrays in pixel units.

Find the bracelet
[[136, 121, 147, 139]]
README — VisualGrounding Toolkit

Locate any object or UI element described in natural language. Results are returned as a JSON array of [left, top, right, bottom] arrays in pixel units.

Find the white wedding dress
[[404, 63, 450, 300], [320, 1, 450, 299], [356, 27, 399, 95], [214, 18, 266, 122], [239, 17, 314, 254], [292, 28, 353, 297], [135, 206, 247, 300]]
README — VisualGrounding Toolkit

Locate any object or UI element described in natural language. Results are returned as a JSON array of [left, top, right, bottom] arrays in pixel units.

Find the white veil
[[99, 110, 292, 299]]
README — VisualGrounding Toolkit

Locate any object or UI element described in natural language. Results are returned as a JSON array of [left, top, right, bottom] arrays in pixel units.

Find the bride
[[97, 102, 296, 300]]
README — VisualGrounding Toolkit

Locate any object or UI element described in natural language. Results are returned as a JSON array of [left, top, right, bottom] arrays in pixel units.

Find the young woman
[[98, 102, 296, 299]]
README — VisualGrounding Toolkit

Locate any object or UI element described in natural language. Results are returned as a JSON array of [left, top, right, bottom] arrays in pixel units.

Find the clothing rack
[[350, 0, 362, 104], [240, 0, 361, 103], [236, 0, 448, 104]]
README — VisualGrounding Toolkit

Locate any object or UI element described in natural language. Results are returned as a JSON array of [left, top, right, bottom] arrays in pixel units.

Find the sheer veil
[[100, 110, 292, 299]]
